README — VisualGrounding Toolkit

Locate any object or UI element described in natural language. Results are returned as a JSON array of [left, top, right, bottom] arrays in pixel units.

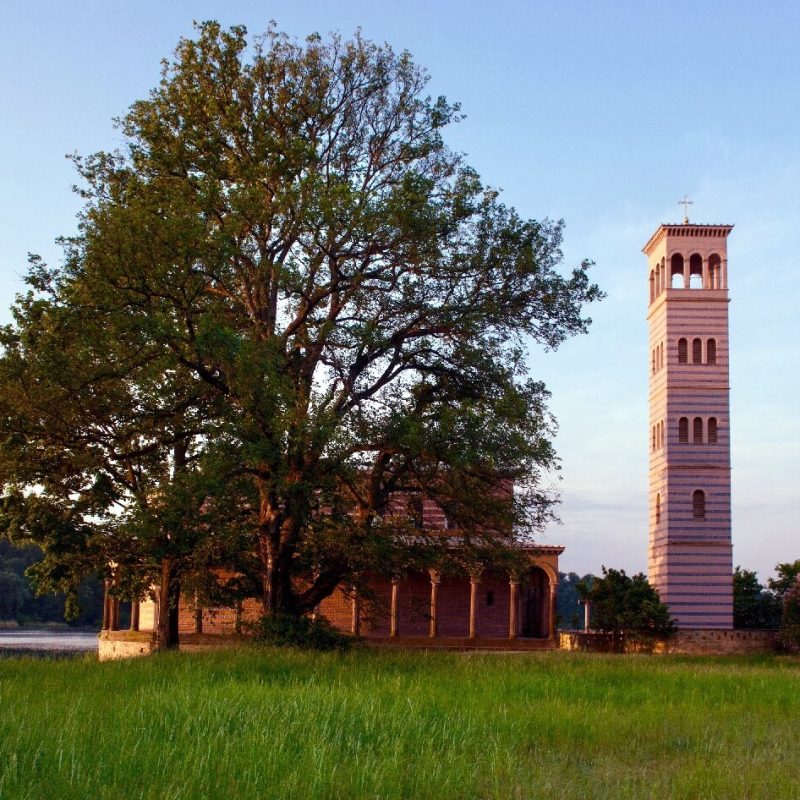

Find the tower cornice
[[642, 224, 734, 256]]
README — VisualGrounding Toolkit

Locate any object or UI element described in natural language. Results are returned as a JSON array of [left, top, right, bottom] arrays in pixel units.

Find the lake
[[0, 629, 99, 657]]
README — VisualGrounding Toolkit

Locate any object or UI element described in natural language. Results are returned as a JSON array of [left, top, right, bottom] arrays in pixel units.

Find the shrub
[[579, 567, 676, 651], [733, 566, 781, 629], [249, 613, 352, 651], [777, 580, 800, 653]]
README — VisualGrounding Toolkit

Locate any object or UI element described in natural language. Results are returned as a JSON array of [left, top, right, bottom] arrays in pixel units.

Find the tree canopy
[[579, 567, 675, 649], [732, 566, 781, 630], [0, 22, 601, 639], [778, 578, 800, 652]]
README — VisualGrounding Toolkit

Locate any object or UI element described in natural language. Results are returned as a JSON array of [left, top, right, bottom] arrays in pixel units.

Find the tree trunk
[[258, 533, 275, 616], [153, 439, 187, 650], [155, 556, 180, 650]]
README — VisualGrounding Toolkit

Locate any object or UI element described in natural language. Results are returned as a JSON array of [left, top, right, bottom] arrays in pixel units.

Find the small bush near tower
[[578, 567, 676, 651]]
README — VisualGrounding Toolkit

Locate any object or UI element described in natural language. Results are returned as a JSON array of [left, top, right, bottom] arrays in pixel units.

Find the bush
[[249, 613, 352, 651], [733, 566, 782, 629], [777, 580, 800, 653], [579, 567, 676, 651]]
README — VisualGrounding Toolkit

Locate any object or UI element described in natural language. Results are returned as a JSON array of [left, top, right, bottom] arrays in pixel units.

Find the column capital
[[428, 569, 441, 584]]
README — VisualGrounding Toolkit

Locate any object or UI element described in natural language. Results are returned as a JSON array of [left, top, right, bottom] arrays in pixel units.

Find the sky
[[1, 1, 798, 581]]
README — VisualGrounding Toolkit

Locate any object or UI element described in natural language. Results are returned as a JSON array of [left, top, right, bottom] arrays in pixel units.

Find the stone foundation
[[98, 630, 155, 661], [559, 628, 777, 655], [653, 628, 777, 655], [100, 627, 778, 659]]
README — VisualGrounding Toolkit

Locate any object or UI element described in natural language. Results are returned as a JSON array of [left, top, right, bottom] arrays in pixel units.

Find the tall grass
[[0, 648, 798, 799]]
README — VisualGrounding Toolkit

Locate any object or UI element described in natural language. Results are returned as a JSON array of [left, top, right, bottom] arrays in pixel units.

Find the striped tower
[[645, 220, 734, 629]]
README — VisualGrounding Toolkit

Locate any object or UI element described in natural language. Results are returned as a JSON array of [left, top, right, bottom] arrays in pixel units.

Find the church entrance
[[521, 567, 550, 638]]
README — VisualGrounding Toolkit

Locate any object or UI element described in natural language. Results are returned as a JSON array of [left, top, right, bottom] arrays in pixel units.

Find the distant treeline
[[556, 572, 595, 629], [0, 540, 103, 627], [557, 564, 799, 633]]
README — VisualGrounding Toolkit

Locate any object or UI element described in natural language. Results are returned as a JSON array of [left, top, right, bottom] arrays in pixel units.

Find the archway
[[521, 566, 551, 638]]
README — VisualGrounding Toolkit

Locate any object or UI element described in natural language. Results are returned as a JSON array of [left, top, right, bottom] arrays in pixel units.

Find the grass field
[[0, 647, 798, 799]]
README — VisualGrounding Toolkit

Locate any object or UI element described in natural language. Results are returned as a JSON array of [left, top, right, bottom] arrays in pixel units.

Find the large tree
[[0, 23, 600, 620], [0, 266, 248, 647]]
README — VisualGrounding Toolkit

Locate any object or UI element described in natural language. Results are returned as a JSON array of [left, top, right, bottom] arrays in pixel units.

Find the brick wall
[[177, 597, 263, 635]]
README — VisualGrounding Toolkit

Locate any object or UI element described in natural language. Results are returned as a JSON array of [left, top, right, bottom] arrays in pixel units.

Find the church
[[105, 214, 739, 650]]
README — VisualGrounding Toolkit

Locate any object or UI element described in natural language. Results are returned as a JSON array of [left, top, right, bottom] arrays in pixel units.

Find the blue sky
[[1, 1, 798, 581]]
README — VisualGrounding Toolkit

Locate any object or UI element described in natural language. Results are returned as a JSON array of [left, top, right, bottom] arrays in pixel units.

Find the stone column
[[722, 258, 728, 290], [702, 256, 710, 290], [468, 575, 481, 639], [548, 583, 557, 639], [351, 589, 361, 636], [508, 579, 519, 639], [101, 580, 110, 631], [390, 578, 399, 638], [429, 571, 440, 639], [683, 258, 690, 290], [153, 593, 160, 634], [194, 606, 203, 634], [110, 597, 120, 632], [130, 601, 140, 632], [583, 599, 591, 632]]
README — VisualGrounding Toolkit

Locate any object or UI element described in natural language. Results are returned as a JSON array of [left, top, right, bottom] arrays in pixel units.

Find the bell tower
[[644, 218, 734, 629]]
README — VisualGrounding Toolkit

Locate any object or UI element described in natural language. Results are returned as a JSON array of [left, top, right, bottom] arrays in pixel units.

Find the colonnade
[[100, 576, 141, 632], [350, 569, 558, 640]]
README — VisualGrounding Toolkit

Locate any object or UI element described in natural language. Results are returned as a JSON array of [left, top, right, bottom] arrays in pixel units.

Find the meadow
[[0, 647, 798, 799]]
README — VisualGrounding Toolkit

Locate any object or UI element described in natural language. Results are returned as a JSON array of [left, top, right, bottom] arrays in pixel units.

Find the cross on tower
[[679, 195, 693, 224]]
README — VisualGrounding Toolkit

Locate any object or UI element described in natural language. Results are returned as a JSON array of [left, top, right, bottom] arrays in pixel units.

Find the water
[[0, 629, 98, 657]]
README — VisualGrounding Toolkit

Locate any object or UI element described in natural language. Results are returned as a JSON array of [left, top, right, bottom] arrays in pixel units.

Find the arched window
[[670, 253, 685, 288], [659, 420, 664, 448], [650, 270, 655, 303], [652, 426, 656, 451], [708, 254, 722, 289], [689, 254, 703, 289], [678, 417, 689, 443], [692, 338, 702, 364], [707, 338, 717, 365], [408, 494, 424, 528], [692, 490, 706, 520], [655, 493, 661, 524], [693, 417, 703, 443], [708, 417, 718, 444], [678, 338, 688, 364], [659, 342, 664, 369], [651, 349, 656, 374]]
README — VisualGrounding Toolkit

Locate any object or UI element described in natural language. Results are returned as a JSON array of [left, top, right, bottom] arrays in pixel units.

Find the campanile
[[644, 219, 734, 629]]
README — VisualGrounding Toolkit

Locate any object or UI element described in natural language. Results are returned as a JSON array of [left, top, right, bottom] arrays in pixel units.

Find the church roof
[[642, 223, 734, 255]]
